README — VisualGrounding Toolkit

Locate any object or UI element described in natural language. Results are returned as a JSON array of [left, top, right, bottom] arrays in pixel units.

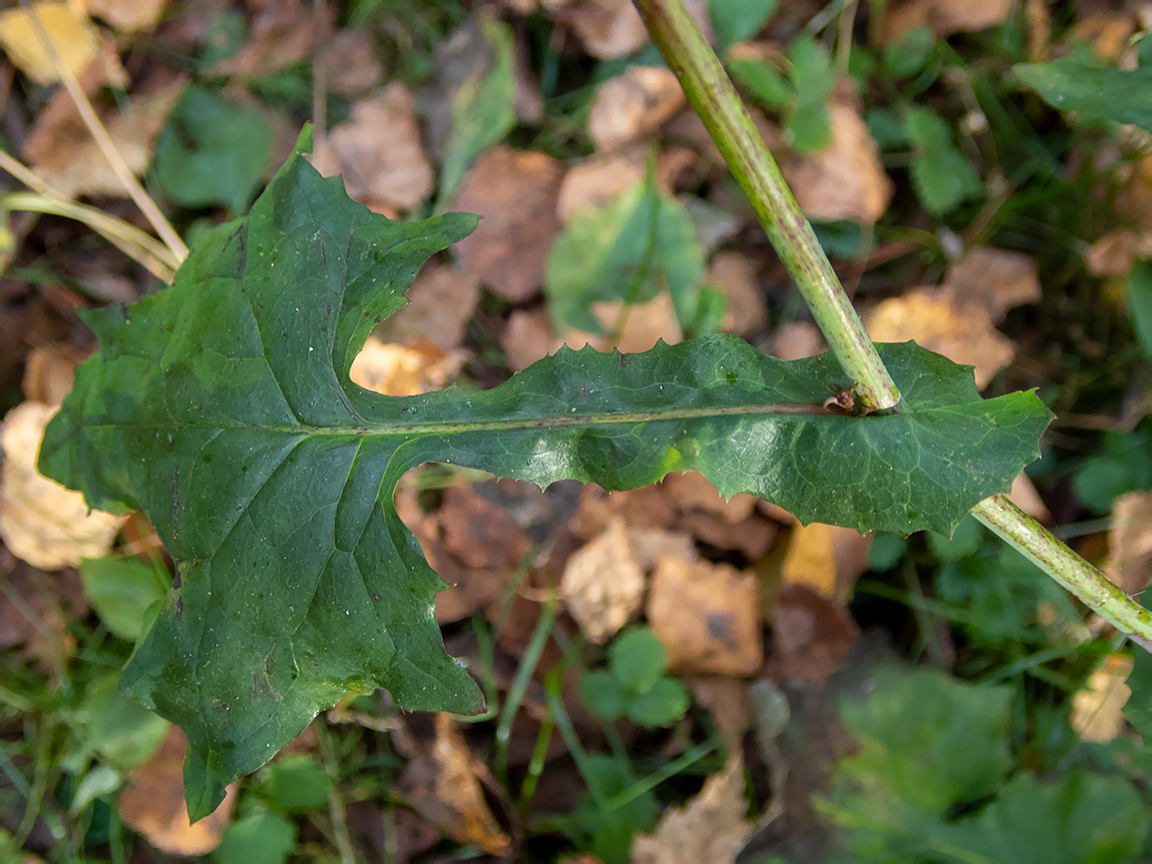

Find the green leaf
[[833, 668, 1011, 813], [258, 755, 331, 813], [785, 102, 832, 153], [904, 107, 982, 216], [866, 532, 907, 571], [728, 58, 794, 108], [545, 180, 707, 332], [154, 85, 272, 215], [935, 547, 1075, 644], [1015, 58, 1152, 132], [1072, 428, 1152, 514], [212, 810, 296, 864], [580, 671, 627, 722], [866, 108, 909, 150], [1128, 259, 1152, 357], [438, 13, 516, 204], [574, 755, 657, 864], [609, 627, 667, 694], [788, 37, 835, 106], [711, 0, 778, 50], [39, 130, 1050, 818], [823, 668, 1013, 858], [628, 676, 689, 728], [73, 674, 170, 769], [883, 27, 935, 79], [79, 556, 169, 641], [198, 11, 246, 68], [942, 770, 1148, 863], [926, 514, 984, 562]]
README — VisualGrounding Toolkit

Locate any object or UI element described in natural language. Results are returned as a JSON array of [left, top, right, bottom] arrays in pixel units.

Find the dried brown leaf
[[211, 0, 330, 78], [883, 0, 1010, 42], [395, 713, 512, 857], [772, 321, 825, 361], [648, 557, 763, 675], [1071, 654, 1132, 744], [1009, 472, 1051, 524], [501, 309, 558, 372], [865, 287, 1015, 390], [590, 292, 684, 353], [781, 522, 871, 603], [451, 146, 564, 302], [662, 471, 757, 523], [631, 756, 755, 864], [707, 252, 768, 338], [23, 78, 185, 199], [22, 343, 86, 406], [557, 148, 647, 222], [785, 102, 892, 224], [687, 676, 751, 753], [765, 584, 860, 684], [548, 0, 647, 59], [1070, 12, 1135, 63], [1105, 491, 1152, 596], [349, 337, 465, 397], [676, 511, 777, 558], [1, 402, 126, 570], [318, 29, 382, 95], [940, 247, 1040, 323], [119, 727, 237, 855], [588, 66, 685, 151], [317, 84, 434, 212], [0, 2, 100, 86], [561, 518, 645, 643], [571, 484, 678, 538], [381, 263, 479, 353], [439, 485, 532, 572], [1086, 229, 1140, 278], [626, 526, 698, 571], [0, 555, 87, 670], [88, 0, 167, 32]]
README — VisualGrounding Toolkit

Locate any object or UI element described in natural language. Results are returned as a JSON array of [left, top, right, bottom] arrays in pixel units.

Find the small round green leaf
[[628, 677, 690, 729], [609, 628, 667, 695], [580, 670, 628, 722], [927, 514, 984, 562]]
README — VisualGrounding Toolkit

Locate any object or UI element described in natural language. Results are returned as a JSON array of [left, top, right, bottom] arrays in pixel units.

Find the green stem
[[633, 0, 900, 412], [973, 495, 1152, 651], [634, 0, 1152, 650]]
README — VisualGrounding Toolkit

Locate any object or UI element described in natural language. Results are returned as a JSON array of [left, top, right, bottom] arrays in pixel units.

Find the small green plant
[[580, 627, 689, 728], [728, 36, 835, 152], [820, 667, 1151, 861]]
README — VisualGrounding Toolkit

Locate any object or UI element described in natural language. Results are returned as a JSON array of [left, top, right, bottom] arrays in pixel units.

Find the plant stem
[[633, 0, 900, 412], [634, 0, 1152, 649], [974, 495, 1152, 651], [21, 0, 189, 264]]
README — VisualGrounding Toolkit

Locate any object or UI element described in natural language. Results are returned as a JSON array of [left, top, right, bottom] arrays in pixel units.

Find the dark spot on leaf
[[726, 372, 737, 384], [172, 571, 181, 589], [705, 611, 739, 650], [373, 593, 381, 601], [907, 511, 919, 521], [202, 454, 212, 464]]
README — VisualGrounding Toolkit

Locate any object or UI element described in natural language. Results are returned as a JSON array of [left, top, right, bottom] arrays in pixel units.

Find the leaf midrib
[[82, 399, 859, 437]]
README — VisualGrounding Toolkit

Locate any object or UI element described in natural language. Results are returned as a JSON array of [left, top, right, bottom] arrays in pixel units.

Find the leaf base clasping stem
[[633, 0, 1152, 649]]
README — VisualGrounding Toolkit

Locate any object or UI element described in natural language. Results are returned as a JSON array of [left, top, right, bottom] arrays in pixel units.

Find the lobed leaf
[[39, 130, 1050, 818]]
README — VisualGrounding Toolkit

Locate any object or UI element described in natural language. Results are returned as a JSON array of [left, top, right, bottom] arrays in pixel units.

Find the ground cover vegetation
[[1, 0, 1152, 862]]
